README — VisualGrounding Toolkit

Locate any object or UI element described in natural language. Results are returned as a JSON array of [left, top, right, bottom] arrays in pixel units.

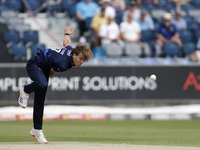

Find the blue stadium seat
[[191, 0, 200, 8], [24, 0, 40, 10], [158, 0, 168, 7], [0, 7, 10, 16], [115, 11, 123, 25], [3, 31, 20, 44], [194, 30, 200, 40], [187, 21, 200, 31], [154, 22, 160, 31], [181, 3, 195, 11], [68, 5, 76, 18], [163, 43, 180, 56], [30, 43, 46, 56], [183, 42, 197, 55], [183, 16, 194, 25], [179, 30, 194, 43], [141, 30, 155, 42], [23, 30, 39, 44], [10, 43, 27, 61], [158, 0, 176, 11], [62, 0, 77, 11], [92, 46, 106, 58], [5, 0, 22, 11], [124, 0, 131, 8], [143, 4, 157, 12], [163, 3, 176, 11]]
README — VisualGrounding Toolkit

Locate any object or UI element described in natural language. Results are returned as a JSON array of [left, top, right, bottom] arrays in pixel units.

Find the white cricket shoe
[[30, 128, 48, 144], [18, 88, 29, 109]]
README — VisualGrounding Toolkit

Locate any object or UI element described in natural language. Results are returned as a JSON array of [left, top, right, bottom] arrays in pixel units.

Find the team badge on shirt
[[67, 50, 72, 56]]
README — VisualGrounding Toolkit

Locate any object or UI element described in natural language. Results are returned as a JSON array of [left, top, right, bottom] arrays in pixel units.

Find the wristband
[[65, 33, 70, 36]]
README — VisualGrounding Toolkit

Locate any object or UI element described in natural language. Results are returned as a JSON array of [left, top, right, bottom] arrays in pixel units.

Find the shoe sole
[[18, 91, 26, 109]]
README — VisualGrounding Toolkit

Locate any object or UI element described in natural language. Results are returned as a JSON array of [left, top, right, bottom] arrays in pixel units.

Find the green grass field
[[0, 120, 199, 147]]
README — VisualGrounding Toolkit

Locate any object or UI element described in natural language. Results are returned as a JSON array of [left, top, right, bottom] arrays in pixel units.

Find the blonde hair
[[71, 43, 93, 61]]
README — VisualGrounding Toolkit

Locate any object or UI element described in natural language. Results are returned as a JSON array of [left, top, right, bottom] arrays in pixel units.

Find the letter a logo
[[183, 72, 200, 91]]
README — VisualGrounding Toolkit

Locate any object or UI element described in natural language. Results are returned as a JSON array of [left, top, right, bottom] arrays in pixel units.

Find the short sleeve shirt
[[120, 21, 141, 41], [158, 23, 178, 40], [76, 1, 98, 19], [36, 46, 74, 72]]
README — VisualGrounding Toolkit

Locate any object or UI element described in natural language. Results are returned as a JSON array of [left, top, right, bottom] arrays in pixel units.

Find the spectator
[[171, 11, 187, 31], [96, 0, 116, 18], [90, 7, 108, 47], [188, 38, 200, 62], [136, 0, 158, 7], [76, 0, 98, 42], [136, 9, 155, 31], [99, 17, 121, 48], [120, 12, 145, 56], [122, 0, 141, 21], [120, 12, 141, 43], [172, 0, 191, 11], [156, 13, 182, 56], [137, 9, 155, 56], [110, 0, 126, 12]]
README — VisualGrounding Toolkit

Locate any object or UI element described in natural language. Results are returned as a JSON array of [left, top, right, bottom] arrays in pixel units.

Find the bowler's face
[[73, 53, 86, 67]]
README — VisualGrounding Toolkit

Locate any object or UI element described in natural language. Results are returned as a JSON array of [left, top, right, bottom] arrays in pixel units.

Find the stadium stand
[[0, 0, 200, 62], [0, 0, 47, 62], [0, 22, 13, 62]]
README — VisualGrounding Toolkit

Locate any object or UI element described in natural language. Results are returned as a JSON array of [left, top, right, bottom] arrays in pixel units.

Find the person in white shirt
[[122, 1, 140, 21], [96, 0, 116, 18], [120, 12, 144, 57], [99, 17, 121, 47], [120, 12, 141, 43], [171, 11, 187, 30]]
